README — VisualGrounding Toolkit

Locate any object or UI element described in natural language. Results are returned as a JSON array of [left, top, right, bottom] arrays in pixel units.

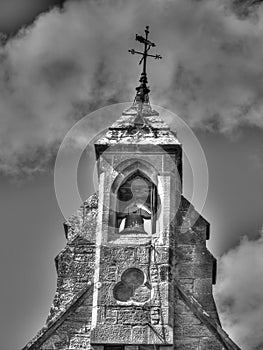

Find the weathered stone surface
[[68, 305, 93, 321], [23, 102, 240, 350], [118, 308, 150, 325], [131, 326, 148, 343], [175, 322, 212, 338], [177, 262, 213, 279], [91, 325, 132, 343], [150, 282, 171, 307], [193, 278, 213, 294], [148, 325, 173, 344], [58, 320, 87, 334], [200, 336, 224, 350], [96, 108, 181, 146], [151, 246, 171, 264], [176, 245, 213, 264], [64, 193, 98, 242], [174, 338, 200, 350], [41, 334, 67, 350], [69, 334, 90, 349]]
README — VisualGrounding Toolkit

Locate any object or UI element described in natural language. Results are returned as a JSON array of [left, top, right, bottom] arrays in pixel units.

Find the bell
[[121, 207, 147, 234], [117, 176, 152, 234]]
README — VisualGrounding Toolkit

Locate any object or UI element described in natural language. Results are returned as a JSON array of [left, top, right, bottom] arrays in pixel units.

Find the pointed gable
[[96, 103, 180, 146]]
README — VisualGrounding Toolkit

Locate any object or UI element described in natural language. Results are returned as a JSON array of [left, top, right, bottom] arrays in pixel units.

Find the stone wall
[[174, 196, 220, 324], [46, 193, 98, 324], [91, 242, 174, 345]]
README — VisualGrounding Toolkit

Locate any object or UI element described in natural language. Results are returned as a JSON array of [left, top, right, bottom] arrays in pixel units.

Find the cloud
[[1, 0, 263, 175], [214, 228, 263, 349]]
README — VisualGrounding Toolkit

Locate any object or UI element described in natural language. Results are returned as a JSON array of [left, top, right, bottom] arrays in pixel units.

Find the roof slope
[[176, 282, 242, 350], [22, 283, 94, 350], [96, 102, 180, 145]]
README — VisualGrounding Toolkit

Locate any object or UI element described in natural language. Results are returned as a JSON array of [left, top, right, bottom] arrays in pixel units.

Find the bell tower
[[23, 27, 241, 350], [90, 89, 182, 345]]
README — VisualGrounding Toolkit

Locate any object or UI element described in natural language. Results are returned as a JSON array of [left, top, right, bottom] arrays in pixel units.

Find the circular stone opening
[[113, 281, 133, 302], [122, 268, 144, 288], [113, 268, 145, 302]]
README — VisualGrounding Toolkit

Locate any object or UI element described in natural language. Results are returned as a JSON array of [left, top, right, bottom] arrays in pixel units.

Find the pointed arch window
[[112, 171, 159, 235]]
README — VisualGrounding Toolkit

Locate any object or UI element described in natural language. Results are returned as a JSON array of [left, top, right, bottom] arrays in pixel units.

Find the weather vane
[[129, 26, 162, 104]]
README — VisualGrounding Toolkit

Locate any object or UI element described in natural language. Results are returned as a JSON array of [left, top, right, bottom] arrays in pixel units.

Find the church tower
[[23, 27, 241, 350]]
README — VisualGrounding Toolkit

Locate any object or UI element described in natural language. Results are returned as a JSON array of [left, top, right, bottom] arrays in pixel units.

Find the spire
[[129, 25, 162, 105]]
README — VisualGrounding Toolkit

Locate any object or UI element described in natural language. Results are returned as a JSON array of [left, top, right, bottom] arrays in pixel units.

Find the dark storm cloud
[[39, 60, 81, 88], [1, 0, 263, 176], [215, 229, 263, 349], [0, 0, 65, 34]]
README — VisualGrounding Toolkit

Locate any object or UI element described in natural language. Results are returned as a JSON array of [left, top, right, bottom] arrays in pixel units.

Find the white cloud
[[215, 228, 263, 349]]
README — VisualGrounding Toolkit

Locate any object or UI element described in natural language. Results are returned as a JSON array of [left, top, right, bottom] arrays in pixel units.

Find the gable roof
[[22, 280, 242, 350]]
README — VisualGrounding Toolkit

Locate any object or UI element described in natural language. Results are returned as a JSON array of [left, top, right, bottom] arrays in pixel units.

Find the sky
[[0, 0, 263, 349]]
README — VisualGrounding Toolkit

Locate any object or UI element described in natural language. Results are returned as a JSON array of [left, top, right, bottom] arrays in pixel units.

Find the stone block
[[177, 229, 206, 245], [82, 292, 94, 306], [73, 246, 95, 255], [177, 263, 212, 279], [116, 308, 150, 325], [151, 283, 170, 306], [117, 309, 135, 324], [150, 265, 159, 282], [98, 306, 118, 324], [148, 325, 173, 344], [155, 306, 171, 325], [69, 305, 92, 321], [133, 309, 150, 325], [174, 313, 198, 327], [176, 245, 213, 265], [41, 334, 67, 349], [159, 264, 171, 282], [90, 325, 132, 343], [199, 336, 224, 350], [152, 246, 170, 264], [97, 283, 115, 305], [69, 334, 90, 349], [178, 278, 194, 293], [174, 322, 211, 338], [135, 246, 151, 264], [193, 278, 213, 294], [74, 253, 94, 263], [100, 265, 117, 282], [58, 320, 88, 335], [192, 293, 217, 312], [174, 338, 200, 349], [131, 326, 148, 343], [101, 246, 135, 265]]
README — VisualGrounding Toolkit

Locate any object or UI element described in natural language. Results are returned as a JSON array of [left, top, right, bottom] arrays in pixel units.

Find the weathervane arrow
[[128, 25, 162, 104]]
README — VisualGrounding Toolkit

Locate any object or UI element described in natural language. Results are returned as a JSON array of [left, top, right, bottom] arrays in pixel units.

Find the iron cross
[[128, 26, 162, 77]]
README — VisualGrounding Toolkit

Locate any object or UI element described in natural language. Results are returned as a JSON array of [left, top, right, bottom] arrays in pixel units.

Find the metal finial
[[128, 26, 162, 104]]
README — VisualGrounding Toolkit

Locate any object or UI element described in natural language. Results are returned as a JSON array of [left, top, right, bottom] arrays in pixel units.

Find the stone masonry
[[22, 102, 242, 350]]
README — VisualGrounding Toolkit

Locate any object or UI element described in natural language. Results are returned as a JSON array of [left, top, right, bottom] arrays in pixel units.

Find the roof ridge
[[22, 283, 94, 350], [175, 281, 242, 350]]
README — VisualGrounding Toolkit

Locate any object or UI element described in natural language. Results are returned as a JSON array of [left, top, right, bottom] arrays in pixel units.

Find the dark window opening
[[105, 346, 124, 350], [114, 172, 160, 235]]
